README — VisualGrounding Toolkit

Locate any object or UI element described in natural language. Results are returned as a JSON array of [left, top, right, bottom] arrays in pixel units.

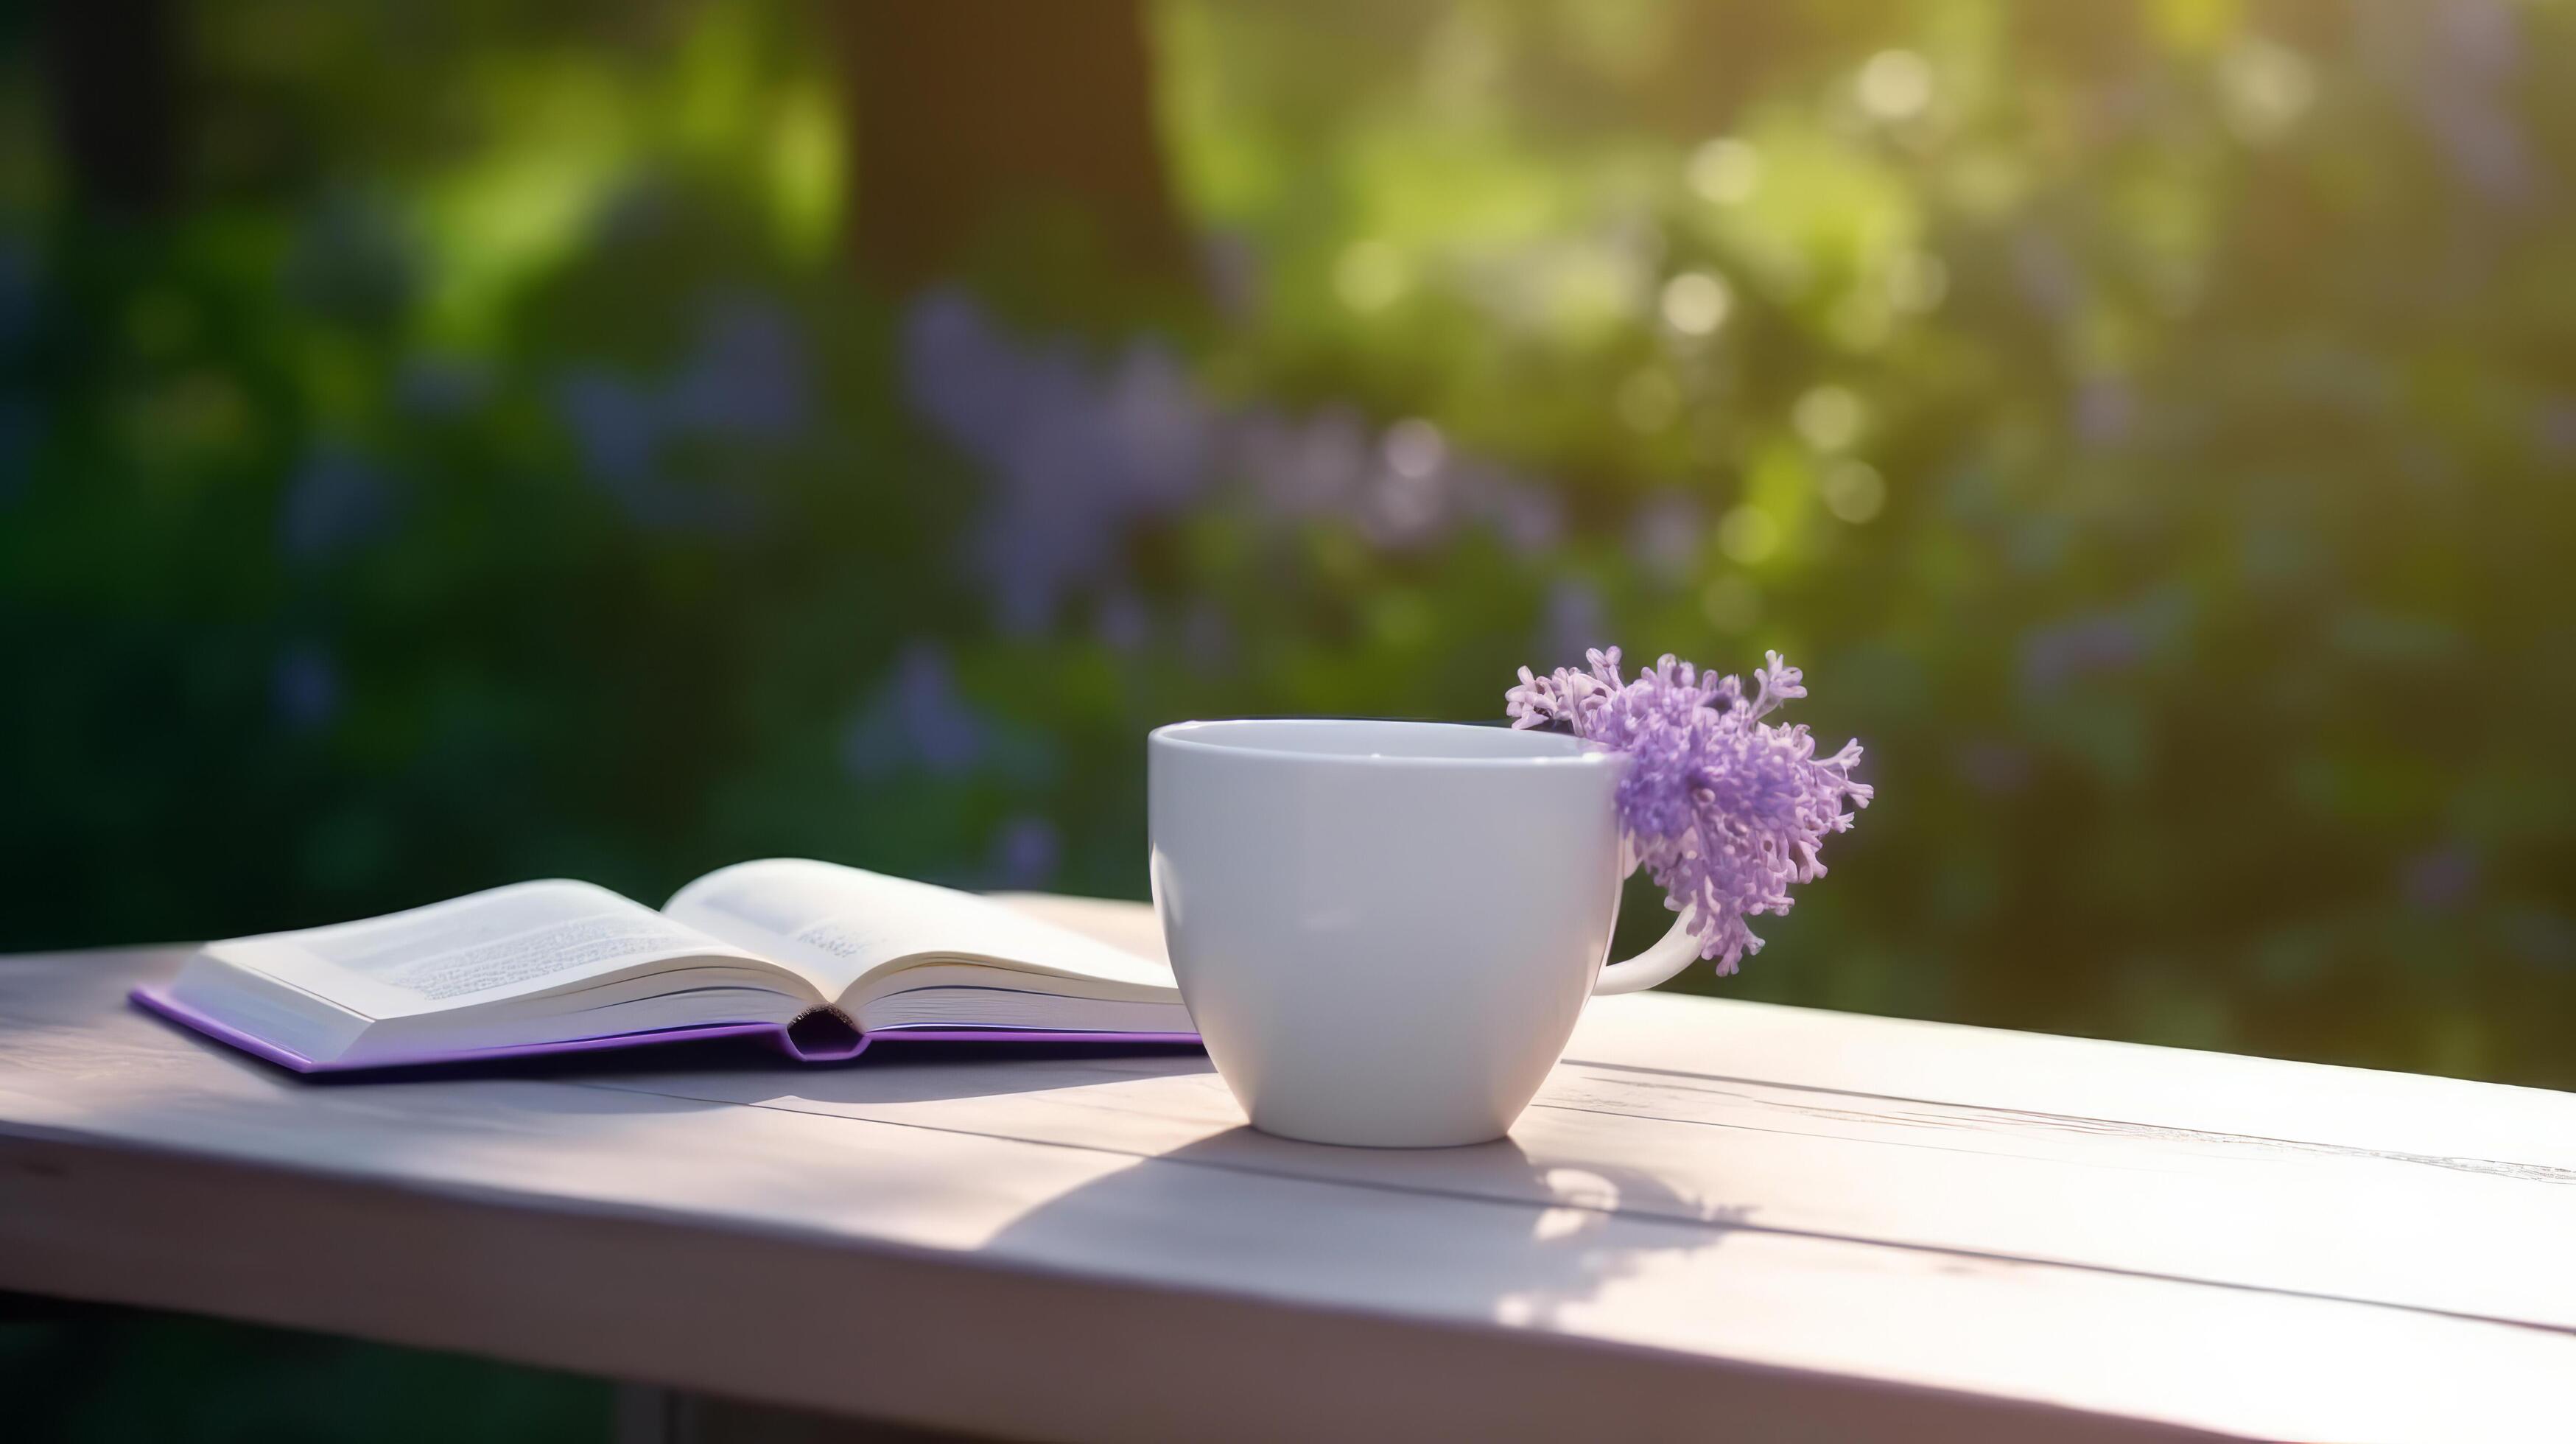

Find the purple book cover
[[130, 984, 1200, 1074]]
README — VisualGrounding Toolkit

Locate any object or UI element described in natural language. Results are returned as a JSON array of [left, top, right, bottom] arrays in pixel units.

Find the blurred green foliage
[[4, 2, 2572, 1436], [3, 0, 2570, 1098]]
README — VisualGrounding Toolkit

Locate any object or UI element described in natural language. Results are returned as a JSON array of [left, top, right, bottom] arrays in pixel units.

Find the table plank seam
[[1561, 1059, 2576, 1183], [1526, 1098, 2186, 1174], [561, 1078, 2576, 1343]]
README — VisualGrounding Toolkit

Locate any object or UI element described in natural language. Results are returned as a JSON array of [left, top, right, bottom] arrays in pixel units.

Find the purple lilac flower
[[1507, 647, 1873, 972]]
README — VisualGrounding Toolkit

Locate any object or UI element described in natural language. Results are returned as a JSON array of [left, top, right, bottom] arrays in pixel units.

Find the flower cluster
[[1507, 648, 1873, 973], [900, 289, 1565, 636]]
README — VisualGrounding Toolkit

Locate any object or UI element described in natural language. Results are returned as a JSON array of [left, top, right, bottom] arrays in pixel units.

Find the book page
[[207, 880, 784, 1021], [664, 859, 1176, 1002]]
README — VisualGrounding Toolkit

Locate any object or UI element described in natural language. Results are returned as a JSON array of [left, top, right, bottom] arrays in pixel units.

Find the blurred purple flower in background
[[1242, 410, 1560, 556], [1627, 491, 1704, 583], [1180, 600, 1235, 673], [1361, 417, 1451, 547], [2503, 910, 2576, 972], [1475, 472, 1565, 553], [2074, 379, 2137, 449], [1094, 589, 1151, 654], [552, 294, 805, 531], [278, 444, 396, 561], [1198, 229, 1263, 322], [1235, 404, 1369, 519], [270, 642, 340, 733], [2012, 229, 2081, 319], [1537, 578, 1608, 671], [2537, 399, 2576, 457], [556, 368, 662, 488], [987, 813, 1062, 890], [1508, 648, 1873, 972], [903, 290, 1572, 634], [2018, 590, 2192, 695], [2402, 843, 2480, 914], [1954, 739, 2034, 796], [394, 356, 491, 419], [904, 290, 1212, 634], [671, 296, 810, 440], [2373, 0, 2539, 207], [840, 641, 987, 780], [2018, 611, 2146, 693]]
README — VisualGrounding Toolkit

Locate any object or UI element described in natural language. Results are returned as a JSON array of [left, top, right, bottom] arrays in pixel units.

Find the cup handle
[[1593, 912, 1702, 995]]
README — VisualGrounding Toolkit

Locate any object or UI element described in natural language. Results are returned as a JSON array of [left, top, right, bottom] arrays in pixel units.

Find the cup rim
[[1149, 718, 1620, 768]]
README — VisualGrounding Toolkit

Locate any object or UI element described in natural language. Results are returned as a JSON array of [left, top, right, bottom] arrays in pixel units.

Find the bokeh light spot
[[2219, 40, 2316, 143], [1334, 240, 1409, 312], [1822, 460, 1887, 523], [1717, 505, 1780, 564], [1660, 271, 1732, 336], [1857, 50, 1934, 122], [1793, 385, 1864, 450], [1687, 138, 1762, 205], [1383, 418, 1446, 479]]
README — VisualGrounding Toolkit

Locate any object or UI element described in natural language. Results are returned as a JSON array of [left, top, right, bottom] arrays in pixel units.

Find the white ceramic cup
[[1148, 718, 1701, 1147]]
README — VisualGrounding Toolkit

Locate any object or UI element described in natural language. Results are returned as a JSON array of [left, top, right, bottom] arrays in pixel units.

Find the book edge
[[130, 984, 1198, 1073]]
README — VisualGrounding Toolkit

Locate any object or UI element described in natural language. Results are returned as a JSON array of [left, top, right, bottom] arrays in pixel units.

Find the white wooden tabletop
[[2, 895, 2572, 1443]]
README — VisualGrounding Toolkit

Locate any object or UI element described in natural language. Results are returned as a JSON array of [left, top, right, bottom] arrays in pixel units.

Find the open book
[[132, 859, 1196, 1072]]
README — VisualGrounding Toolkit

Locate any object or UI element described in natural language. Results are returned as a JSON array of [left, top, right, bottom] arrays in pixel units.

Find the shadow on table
[[726, 1041, 1217, 1107], [121, 984, 1735, 1323], [976, 1126, 1752, 1328]]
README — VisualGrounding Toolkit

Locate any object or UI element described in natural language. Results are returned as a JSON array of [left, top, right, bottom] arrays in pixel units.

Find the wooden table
[[2, 897, 2572, 1443]]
